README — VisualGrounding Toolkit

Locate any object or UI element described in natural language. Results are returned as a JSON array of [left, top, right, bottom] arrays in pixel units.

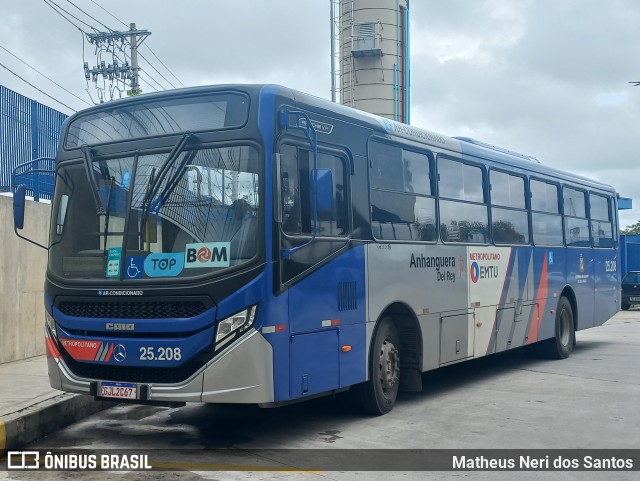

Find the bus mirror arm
[[277, 109, 319, 260], [274, 153, 283, 224], [11, 159, 56, 251], [12, 184, 48, 250]]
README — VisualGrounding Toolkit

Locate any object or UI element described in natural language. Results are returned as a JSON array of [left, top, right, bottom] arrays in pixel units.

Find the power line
[[64, 0, 113, 32], [89, 0, 127, 28], [138, 73, 160, 92], [42, 0, 87, 33], [140, 68, 166, 91], [144, 45, 185, 87], [0, 43, 92, 107], [42, 0, 95, 33], [0, 60, 77, 112], [137, 51, 177, 89]]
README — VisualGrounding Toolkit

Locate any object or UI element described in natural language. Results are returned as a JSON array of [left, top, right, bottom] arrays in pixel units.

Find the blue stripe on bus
[[266, 244, 367, 402]]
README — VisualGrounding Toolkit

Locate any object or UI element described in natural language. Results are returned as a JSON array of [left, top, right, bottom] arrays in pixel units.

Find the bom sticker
[[184, 242, 230, 268]]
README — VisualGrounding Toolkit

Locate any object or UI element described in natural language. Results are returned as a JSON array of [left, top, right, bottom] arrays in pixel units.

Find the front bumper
[[622, 294, 640, 305], [48, 328, 274, 404]]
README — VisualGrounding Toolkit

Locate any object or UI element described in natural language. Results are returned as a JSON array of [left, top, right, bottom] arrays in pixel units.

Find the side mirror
[[13, 184, 26, 230], [313, 168, 333, 214]]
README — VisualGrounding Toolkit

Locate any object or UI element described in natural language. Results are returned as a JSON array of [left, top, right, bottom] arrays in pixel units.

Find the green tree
[[622, 220, 640, 235]]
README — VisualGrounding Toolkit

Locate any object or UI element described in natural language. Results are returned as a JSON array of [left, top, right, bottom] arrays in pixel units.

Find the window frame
[[368, 138, 437, 244], [278, 139, 352, 241], [562, 185, 590, 248], [589, 191, 615, 250], [489, 168, 530, 246], [436, 154, 489, 245], [529, 177, 564, 247]]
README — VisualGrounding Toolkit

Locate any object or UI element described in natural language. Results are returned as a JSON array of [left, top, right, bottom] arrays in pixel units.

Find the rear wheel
[[540, 296, 575, 359], [356, 317, 400, 415]]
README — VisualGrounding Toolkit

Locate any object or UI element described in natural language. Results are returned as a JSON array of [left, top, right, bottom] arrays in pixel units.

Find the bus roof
[[65, 83, 616, 195]]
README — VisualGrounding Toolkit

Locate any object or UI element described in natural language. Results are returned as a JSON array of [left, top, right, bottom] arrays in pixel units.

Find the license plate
[[630, 297, 640, 302], [99, 382, 137, 400]]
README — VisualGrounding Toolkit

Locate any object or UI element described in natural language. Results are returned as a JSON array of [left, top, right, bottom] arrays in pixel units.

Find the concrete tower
[[338, 0, 410, 123]]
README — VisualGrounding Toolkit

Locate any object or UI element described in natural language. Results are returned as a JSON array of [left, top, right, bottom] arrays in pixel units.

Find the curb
[[0, 393, 114, 453]]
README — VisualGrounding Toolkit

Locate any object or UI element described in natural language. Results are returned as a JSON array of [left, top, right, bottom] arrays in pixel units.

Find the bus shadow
[[160, 349, 542, 446], [409, 348, 534, 399], [91, 342, 615, 449], [572, 339, 613, 352]]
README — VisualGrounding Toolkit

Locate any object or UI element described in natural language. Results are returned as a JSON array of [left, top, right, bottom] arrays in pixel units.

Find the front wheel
[[621, 303, 630, 311], [356, 317, 401, 415], [540, 296, 575, 359]]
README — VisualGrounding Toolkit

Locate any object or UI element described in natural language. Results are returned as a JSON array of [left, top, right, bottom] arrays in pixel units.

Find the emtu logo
[[470, 262, 480, 283]]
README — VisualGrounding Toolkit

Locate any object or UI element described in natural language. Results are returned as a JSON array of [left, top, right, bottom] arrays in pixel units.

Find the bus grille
[[62, 354, 211, 384], [58, 301, 208, 319]]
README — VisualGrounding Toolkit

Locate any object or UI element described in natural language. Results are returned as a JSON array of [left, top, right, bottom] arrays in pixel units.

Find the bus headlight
[[216, 305, 257, 346], [45, 310, 57, 339]]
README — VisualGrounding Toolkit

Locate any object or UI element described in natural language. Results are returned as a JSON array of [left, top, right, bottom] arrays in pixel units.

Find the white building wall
[[0, 196, 49, 363]]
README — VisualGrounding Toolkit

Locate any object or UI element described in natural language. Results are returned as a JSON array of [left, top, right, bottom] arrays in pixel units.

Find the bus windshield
[[49, 144, 261, 281]]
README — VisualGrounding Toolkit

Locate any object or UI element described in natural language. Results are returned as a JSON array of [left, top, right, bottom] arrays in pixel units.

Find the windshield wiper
[[140, 132, 192, 213], [139, 131, 193, 247], [81, 145, 106, 215]]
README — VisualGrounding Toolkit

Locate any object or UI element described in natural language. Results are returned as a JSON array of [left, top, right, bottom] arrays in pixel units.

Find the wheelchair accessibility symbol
[[125, 256, 144, 279]]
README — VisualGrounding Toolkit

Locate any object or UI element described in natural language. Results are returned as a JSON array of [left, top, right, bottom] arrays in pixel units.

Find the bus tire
[[357, 317, 401, 415], [621, 303, 630, 311], [541, 297, 575, 359]]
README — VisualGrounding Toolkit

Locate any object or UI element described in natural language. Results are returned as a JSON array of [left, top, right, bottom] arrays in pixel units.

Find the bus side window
[[280, 145, 302, 235], [490, 170, 529, 245], [369, 140, 436, 242], [590, 193, 613, 248], [564, 187, 589, 247], [530, 179, 563, 246], [280, 145, 348, 237], [438, 158, 488, 244]]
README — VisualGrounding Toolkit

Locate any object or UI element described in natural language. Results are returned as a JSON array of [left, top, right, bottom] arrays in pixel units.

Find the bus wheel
[[621, 303, 630, 311], [358, 317, 400, 415], [541, 297, 575, 359]]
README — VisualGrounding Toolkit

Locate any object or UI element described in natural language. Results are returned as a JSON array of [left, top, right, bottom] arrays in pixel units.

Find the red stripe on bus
[[486, 249, 514, 355], [45, 336, 61, 359], [527, 255, 549, 343], [104, 343, 115, 362]]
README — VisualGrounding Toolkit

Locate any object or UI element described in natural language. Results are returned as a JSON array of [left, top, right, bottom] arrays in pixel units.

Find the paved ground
[[0, 356, 111, 452], [2, 311, 640, 480]]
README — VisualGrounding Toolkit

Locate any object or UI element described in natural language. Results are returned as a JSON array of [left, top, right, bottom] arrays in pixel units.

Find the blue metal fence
[[620, 234, 640, 276], [0, 84, 67, 200]]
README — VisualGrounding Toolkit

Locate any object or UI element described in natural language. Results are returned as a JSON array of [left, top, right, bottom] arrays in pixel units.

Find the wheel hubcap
[[379, 339, 400, 392]]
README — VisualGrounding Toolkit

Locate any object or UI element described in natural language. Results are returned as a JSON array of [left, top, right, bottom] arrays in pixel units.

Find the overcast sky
[[2, 0, 640, 227]]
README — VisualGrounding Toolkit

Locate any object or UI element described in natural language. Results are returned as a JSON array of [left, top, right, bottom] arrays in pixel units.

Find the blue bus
[[13, 84, 620, 414]]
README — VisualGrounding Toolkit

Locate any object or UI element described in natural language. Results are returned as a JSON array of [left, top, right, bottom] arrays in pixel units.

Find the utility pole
[[330, 0, 336, 102], [84, 24, 151, 101], [330, 0, 340, 103], [128, 23, 142, 96]]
